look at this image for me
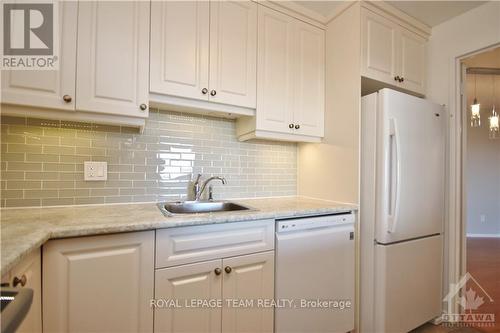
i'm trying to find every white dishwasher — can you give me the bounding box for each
[275,213,355,333]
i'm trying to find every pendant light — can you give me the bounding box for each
[489,75,499,139]
[470,74,481,127]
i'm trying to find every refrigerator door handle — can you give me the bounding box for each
[387,118,401,234]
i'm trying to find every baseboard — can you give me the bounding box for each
[430,315,444,325]
[467,233,500,238]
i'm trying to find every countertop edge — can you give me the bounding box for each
[1,201,357,276]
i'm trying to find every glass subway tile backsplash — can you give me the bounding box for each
[0,109,297,207]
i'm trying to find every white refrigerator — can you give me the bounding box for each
[360,89,445,333]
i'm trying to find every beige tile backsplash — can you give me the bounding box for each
[0,109,297,207]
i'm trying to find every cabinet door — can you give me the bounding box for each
[399,29,426,94]
[293,21,325,137]
[11,250,42,333]
[150,1,209,101]
[1,1,77,111]
[256,6,295,134]
[43,231,154,333]
[222,251,274,333]
[361,9,398,85]
[154,260,222,333]
[76,1,150,117]
[209,1,257,108]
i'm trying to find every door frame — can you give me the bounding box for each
[448,42,500,317]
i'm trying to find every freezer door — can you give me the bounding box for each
[375,89,445,244]
[374,235,443,332]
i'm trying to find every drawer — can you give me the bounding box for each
[156,219,275,268]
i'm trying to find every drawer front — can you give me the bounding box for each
[156,219,275,268]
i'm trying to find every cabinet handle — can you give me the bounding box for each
[62,95,72,103]
[210,90,217,97]
[139,103,147,111]
[202,88,208,95]
[394,76,400,82]
[289,124,294,129]
[224,266,232,274]
[294,124,300,130]
[214,268,222,276]
[12,275,27,287]
[399,77,404,83]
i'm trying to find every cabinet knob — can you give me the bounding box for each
[394,76,400,82]
[289,123,294,129]
[202,88,208,95]
[214,268,222,275]
[224,266,232,274]
[139,103,147,111]
[62,95,72,103]
[294,124,300,129]
[399,77,404,83]
[12,275,27,287]
[210,90,217,97]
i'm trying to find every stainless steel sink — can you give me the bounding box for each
[158,201,252,216]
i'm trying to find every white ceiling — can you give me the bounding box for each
[386,1,487,27]
[292,1,348,18]
[292,1,487,27]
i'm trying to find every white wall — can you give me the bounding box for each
[426,0,500,312]
[427,2,500,106]
[465,74,500,236]
[298,3,360,204]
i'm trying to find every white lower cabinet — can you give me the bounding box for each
[221,251,274,333]
[4,250,43,333]
[42,231,154,333]
[154,260,222,333]
[154,251,274,333]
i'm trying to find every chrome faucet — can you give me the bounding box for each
[193,174,227,201]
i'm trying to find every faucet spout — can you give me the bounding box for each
[194,176,227,201]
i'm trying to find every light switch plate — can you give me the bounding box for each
[84,161,107,181]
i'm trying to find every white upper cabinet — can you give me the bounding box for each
[1,1,77,111]
[361,8,427,95]
[150,1,210,101]
[77,1,150,117]
[255,6,295,134]
[237,5,325,142]
[361,9,398,85]
[209,1,257,108]
[293,20,325,138]
[399,29,426,94]
[149,0,257,114]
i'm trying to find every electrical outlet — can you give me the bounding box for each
[480,214,486,223]
[84,161,107,181]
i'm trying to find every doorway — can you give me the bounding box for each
[461,47,500,333]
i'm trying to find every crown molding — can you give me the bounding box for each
[257,0,327,29]
[258,1,431,37]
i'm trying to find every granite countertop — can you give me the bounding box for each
[0,196,357,275]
